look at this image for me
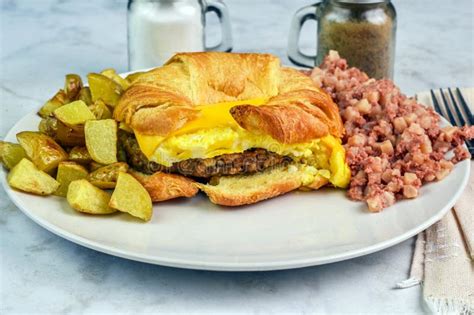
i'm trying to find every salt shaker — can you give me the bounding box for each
[128,0,232,70]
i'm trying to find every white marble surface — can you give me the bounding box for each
[0,0,472,314]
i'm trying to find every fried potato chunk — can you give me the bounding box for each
[55,161,89,197]
[7,158,59,195]
[57,122,86,147]
[16,131,68,172]
[67,179,116,214]
[54,100,96,126]
[101,68,130,90]
[89,161,106,172]
[38,90,68,118]
[85,119,117,165]
[39,117,85,147]
[38,116,58,136]
[87,162,129,189]
[64,74,83,100]
[88,100,112,119]
[0,141,27,170]
[125,71,146,84]
[88,73,123,107]
[68,146,92,165]
[78,86,92,105]
[109,172,152,221]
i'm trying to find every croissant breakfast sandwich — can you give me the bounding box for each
[114,52,350,206]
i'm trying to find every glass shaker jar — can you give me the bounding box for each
[128,0,232,70]
[288,0,397,79]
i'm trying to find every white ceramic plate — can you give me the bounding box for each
[1,112,470,271]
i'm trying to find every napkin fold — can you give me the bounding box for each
[396,88,474,314]
[453,173,474,259]
[423,209,474,313]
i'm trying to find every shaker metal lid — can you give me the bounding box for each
[335,0,389,4]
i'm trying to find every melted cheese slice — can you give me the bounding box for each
[135,98,268,158]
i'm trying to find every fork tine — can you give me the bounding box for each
[448,88,474,152]
[451,89,474,155]
[430,89,473,156]
[447,88,466,125]
[430,89,444,117]
[455,88,474,125]
[439,88,457,126]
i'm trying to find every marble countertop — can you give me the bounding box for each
[0,0,472,313]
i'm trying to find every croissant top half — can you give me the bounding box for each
[114,52,343,144]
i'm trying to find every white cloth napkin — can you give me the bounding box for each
[396,88,474,314]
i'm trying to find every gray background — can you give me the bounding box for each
[1,0,473,313]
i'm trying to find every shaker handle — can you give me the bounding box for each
[287,3,320,68]
[204,0,233,52]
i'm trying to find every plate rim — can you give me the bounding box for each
[1,111,471,272]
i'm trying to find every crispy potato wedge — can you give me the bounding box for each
[89,161,106,172]
[38,116,58,136]
[54,100,96,126]
[38,117,85,147]
[130,170,198,202]
[85,119,117,165]
[125,71,146,84]
[17,131,68,172]
[55,161,89,197]
[67,179,116,214]
[55,122,85,147]
[87,162,128,189]
[68,146,92,165]
[88,73,123,107]
[78,86,92,105]
[38,90,68,118]
[88,100,112,119]
[101,68,130,90]
[64,74,83,100]
[87,180,114,189]
[109,172,152,221]
[0,141,27,170]
[7,158,60,195]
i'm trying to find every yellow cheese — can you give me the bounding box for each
[321,136,351,188]
[135,97,267,159]
[135,133,165,158]
[174,97,268,136]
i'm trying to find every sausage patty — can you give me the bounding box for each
[118,131,292,178]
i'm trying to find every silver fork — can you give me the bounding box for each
[430,88,474,155]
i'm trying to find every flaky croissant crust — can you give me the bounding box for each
[114,52,343,143]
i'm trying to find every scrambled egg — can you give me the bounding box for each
[133,99,350,188]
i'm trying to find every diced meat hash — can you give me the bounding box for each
[309,51,474,212]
